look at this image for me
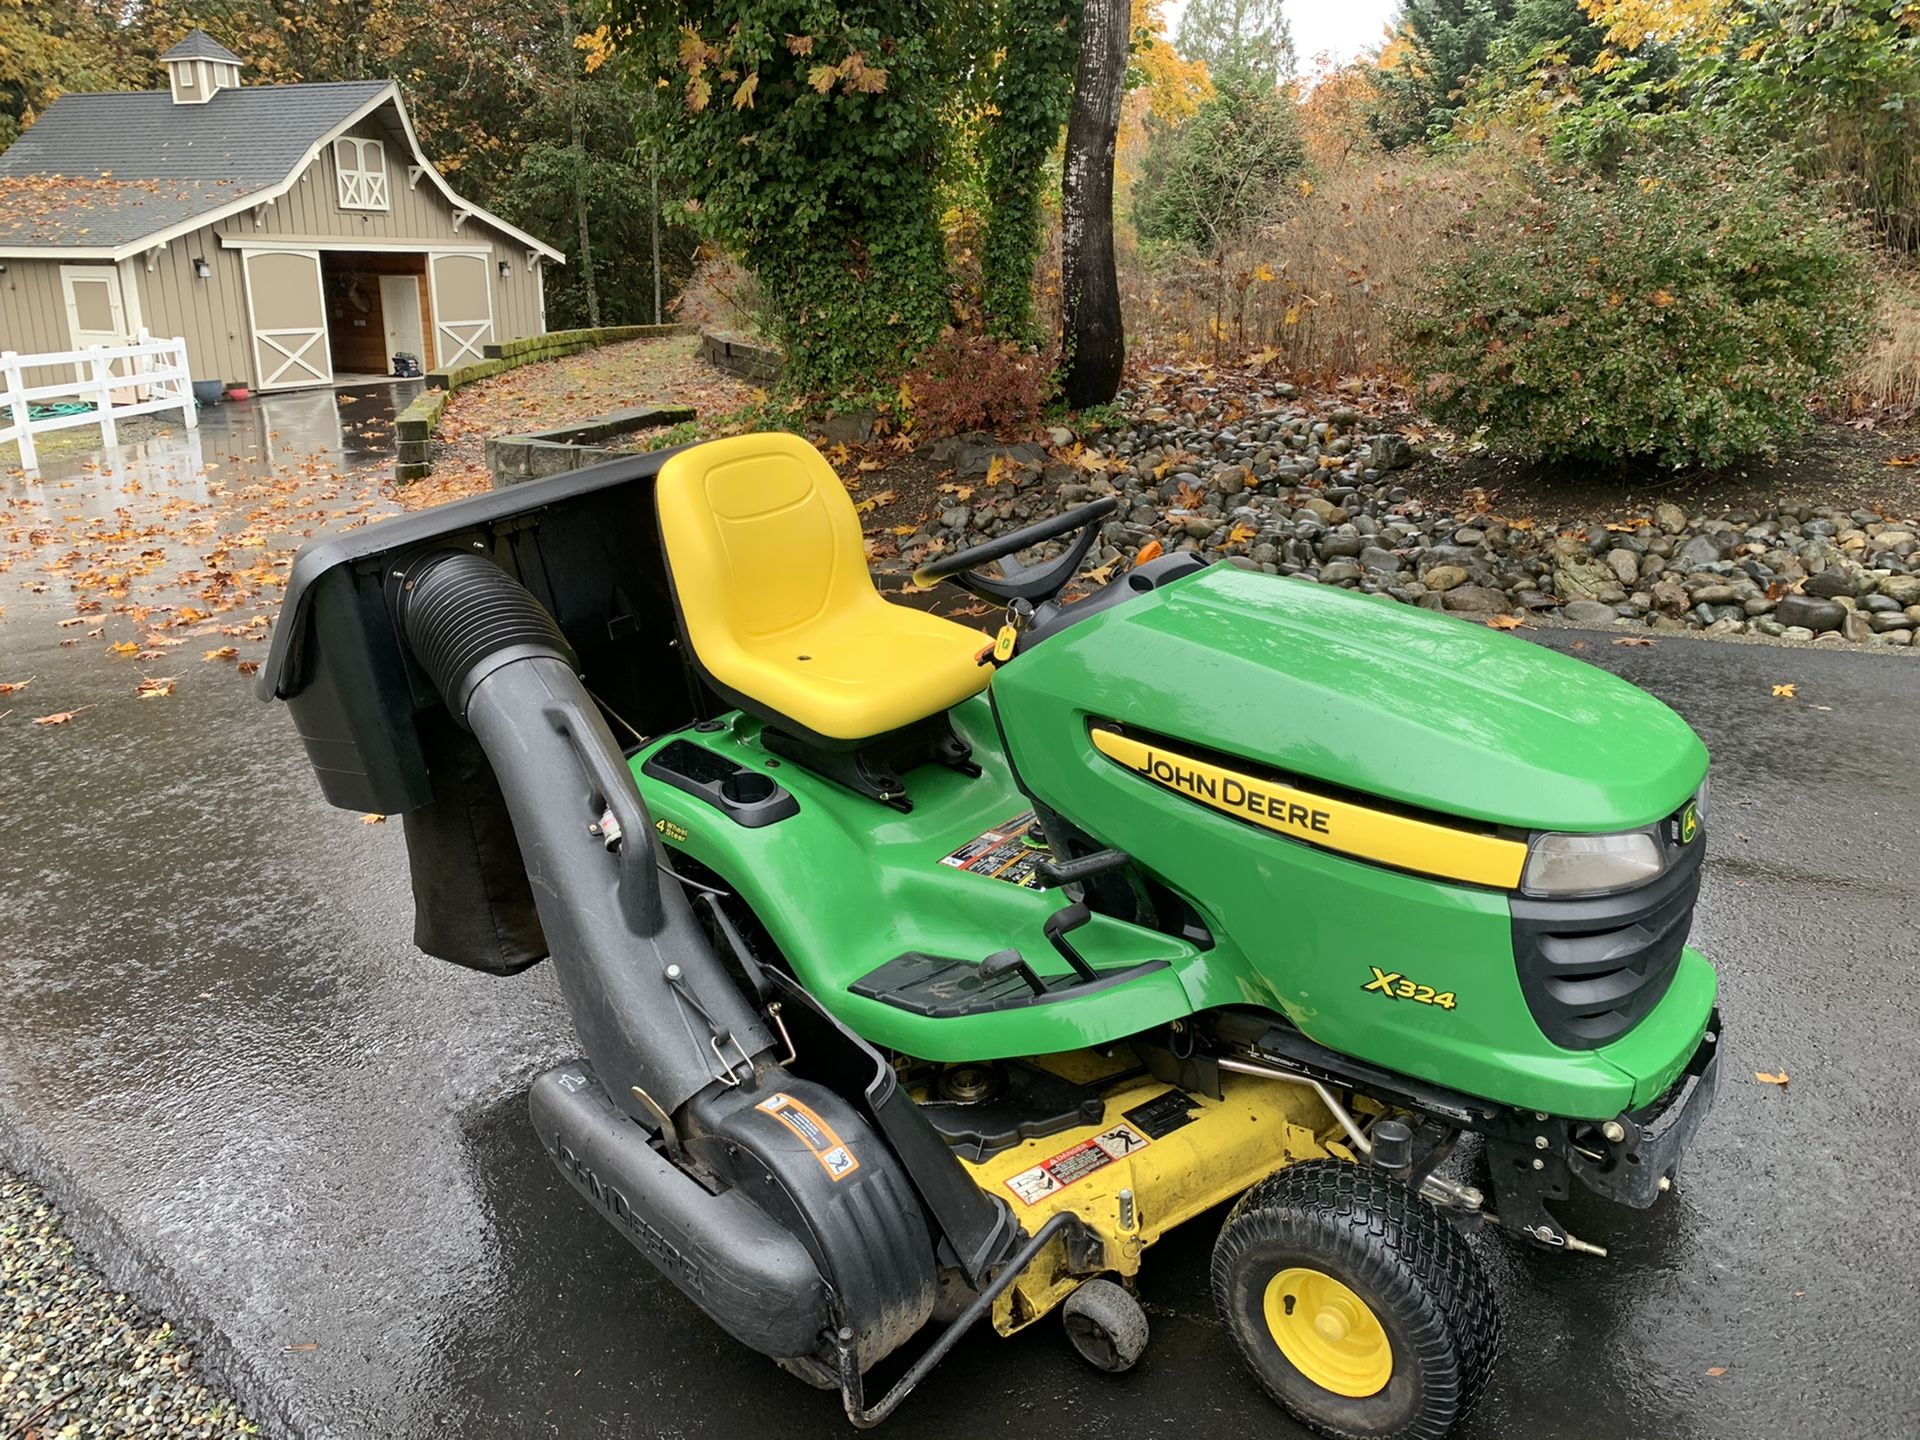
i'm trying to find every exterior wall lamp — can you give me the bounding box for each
[498,260,511,280]
[193,257,212,279]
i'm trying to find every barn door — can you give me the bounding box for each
[243,250,333,390]
[59,265,133,384]
[428,253,493,368]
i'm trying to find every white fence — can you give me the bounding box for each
[1,331,198,471]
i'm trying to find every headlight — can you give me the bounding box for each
[1521,828,1666,898]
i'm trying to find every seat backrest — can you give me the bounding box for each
[656,433,876,648]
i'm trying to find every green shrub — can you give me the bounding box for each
[1398,144,1875,466]
[1133,78,1306,255]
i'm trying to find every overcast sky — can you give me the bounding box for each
[1159,0,1402,70]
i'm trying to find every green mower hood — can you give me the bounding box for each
[1001,565,1707,835]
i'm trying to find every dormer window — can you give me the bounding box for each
[335,138,390,211]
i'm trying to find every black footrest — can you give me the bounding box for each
[849,950,1166,1019]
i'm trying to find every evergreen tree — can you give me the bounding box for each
[1373,0,1599,147]
[1175,0,1295,88]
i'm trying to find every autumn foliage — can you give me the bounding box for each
[900,330,1050,436]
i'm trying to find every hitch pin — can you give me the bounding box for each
[589,806,623,851]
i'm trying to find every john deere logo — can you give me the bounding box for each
[1679,802,1699,844]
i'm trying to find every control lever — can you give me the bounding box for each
[979,947,1047,996]
[1035,847,1131,888]
[1042,901,1099,983]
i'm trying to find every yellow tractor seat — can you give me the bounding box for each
[656,433,992,744]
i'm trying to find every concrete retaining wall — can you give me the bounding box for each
[697,329,784,383]
[486,404,695,487]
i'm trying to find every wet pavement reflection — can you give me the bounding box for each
[3,396,1918,1439]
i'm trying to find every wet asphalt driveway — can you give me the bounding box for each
[3,401,1918,1440]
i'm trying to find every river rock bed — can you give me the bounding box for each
[0,1171,257,1439]
[903,381,1920,647]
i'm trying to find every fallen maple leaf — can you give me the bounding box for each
[1134,539,1164,565]
[1705,1366,1728,1378]
[109,641,139,657]
[1754,1070,1789,1088]
[33,709,88,726]
[361,813,388,825]
[0,677,31,695]
[1613,636,1656,647]
[1771,683,1797,699]
[1888,454,1919,467]
[1485,614,1526,630]
[135,676,177,700]
[853,489,897,514]
[236,660,260,676]
[203,646,239,663]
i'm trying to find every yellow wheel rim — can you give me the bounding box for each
[1262,1266,1393,1398]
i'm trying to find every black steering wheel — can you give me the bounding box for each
[911,496,1119,604]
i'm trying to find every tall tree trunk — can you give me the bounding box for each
[572,100,602,327]
[1059,0,1128,408]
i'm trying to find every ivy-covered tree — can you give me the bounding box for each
[980,0,1082,339]
[1174,0,1295,87]
[610,1,958,393]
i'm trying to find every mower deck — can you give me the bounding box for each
[949,1057,1338,1335]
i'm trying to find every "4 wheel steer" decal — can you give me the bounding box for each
[1362,966,1457,1010]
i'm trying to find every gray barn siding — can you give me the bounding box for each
[0,258,77,387]
[135,225,252,385]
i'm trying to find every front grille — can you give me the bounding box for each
[1510,838,1703,1050]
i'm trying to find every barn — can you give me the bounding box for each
[0,32,563,393]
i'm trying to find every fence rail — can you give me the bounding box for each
[2,331,198,471]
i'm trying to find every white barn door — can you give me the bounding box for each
[428,252,493,368]
[59,265,134,386]
[243,250,333,390]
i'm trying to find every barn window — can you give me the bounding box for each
[335,138,390,212]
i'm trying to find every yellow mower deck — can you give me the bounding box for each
[952,1057,1340,1335]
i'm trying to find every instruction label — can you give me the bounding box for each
[1124,1090,1199,1140]
[756,1092,861,1182]
[940,810,1049,888]
[1003,1123,1150,1206]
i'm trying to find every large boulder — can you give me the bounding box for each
[1774,594,1845,633]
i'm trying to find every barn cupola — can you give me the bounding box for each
[161,31,245,106]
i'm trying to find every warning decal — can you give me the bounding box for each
[940,810,1049,889]
[756,1092,861,1182]
[1003,1123,1150,1206]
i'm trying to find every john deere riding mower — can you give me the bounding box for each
[261,433,1720,1439]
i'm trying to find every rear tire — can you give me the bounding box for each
[1210,1161,1499,1440]
[1062,1276,1150,1373]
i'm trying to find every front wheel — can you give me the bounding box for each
[1210,1161,1500,1440]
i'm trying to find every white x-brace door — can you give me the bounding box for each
[428,252,494,368]
[242,249,333,390]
